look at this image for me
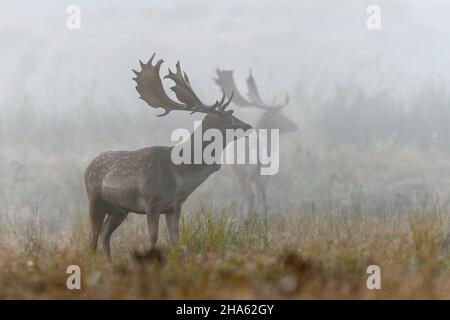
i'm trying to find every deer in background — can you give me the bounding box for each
[85,54,252,258]
[214,69,298,221]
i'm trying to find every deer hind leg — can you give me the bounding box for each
[255,177,268,228]
[101,212,127,258]
[243,187,256,223]
[241,175,259,223]
[258,183,268,217]
[88,197,106,252]
[237,175,255,222]
[146,207,161,249]
[165,204,181,248]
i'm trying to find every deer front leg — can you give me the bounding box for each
[165,204,181,248]
[101,212,127,259]
[146,209,160,249]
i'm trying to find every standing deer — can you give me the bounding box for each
[85,54,252,258]
[214,69,298,220]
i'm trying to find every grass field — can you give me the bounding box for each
[0,206,449,299]
[2,135,450,300]
[3,0,450,302]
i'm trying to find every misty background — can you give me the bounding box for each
[2,1,450,228]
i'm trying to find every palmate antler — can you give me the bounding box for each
[133,54,234,116]
[214,69,289,110]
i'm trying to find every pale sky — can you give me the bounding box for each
[1,1,450,115]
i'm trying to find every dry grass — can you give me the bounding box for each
[0,206,449,300]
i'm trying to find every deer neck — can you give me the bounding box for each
[193,117,229,153]
[169,117,229,199]
[172,116,227,177]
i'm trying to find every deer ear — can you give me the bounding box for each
[225,110,234,115]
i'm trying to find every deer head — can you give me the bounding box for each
[214,69,298,133]
[132,54,252,135]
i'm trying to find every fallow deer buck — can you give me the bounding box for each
[85,54,252,258]
[214,69,298,220]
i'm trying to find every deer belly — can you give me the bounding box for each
[174,170,214,200]
[101,176,146,213]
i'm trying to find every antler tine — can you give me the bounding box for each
[279,94,290,108]
[246,70,270,109]
[247,70,292,110]
[210,90,226,110]
[214,69,252,107]
[215,67,289,111]
[148,53,156,64]
[134,54,230,116]
[133,55,188,117]
[165,60,228,115]
[156,109,171,117]
[220,90,234,110]
[270,95,277,108]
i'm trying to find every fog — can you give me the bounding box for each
[2,1,450,224]
[3,1,450,107]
